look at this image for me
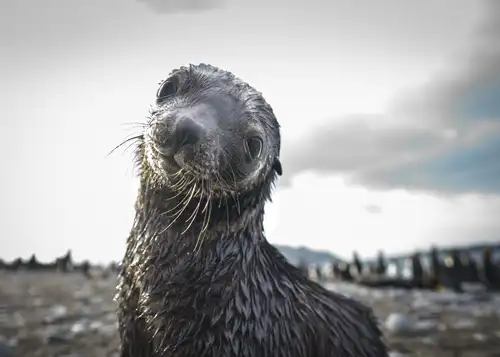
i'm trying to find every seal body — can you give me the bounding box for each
[115,63,388,357]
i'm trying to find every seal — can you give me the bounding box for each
[115,63,388,357]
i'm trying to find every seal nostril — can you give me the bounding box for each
[172,117,203,153]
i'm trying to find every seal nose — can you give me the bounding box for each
[172,117,204,153]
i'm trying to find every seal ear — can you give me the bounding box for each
[273,158,283,176]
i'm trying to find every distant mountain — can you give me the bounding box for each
[274,242,500,267]
[274,245,343,265]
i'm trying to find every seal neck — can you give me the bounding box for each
[137,168,277,241]
[134,181,274,258]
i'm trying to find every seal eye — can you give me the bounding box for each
[157,79,178,100]
[244,137,263,162]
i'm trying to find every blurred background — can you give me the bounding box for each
[1,0,499,356]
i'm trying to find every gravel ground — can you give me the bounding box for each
[1,272,500,357]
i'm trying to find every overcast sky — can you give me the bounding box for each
[1,0,499,263]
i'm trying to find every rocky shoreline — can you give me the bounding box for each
[1,272,499,357]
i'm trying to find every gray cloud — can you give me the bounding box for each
[135,0,225,14]
[283,0,500,195]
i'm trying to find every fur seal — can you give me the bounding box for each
[115,63,388,357]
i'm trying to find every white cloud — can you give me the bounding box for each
[266,173,500,259]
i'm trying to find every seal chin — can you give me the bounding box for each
[172,150,194,173]
[173,152,184,169]
[162,156,182,174]
[150,144,181,173]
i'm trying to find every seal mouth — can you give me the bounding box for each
[151,143,182,172]
[151,140,216,184]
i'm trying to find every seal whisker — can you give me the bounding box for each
[161,181,193,213]
[171,168,187,180]
[204,195,213,235]
[166,178,189,196]
[217,150,239,195]
[201,183,212,215]
[212,172,228,193]
[199,185,213,237]
[165,183,188,199]
[181,185,204,235]
[192,181,214,253]
[165,186,195,219]
[162,191,190,216]
[124,140,141,155]
[164,176,197,204]
[169,173,190,190]
[158,183,197,235]
[120,121,148,128]
[107,134,144,158]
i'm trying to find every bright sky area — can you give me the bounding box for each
[1,0,499,263]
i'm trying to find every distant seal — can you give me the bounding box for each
[115,63,388,357]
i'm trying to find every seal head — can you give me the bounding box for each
[144,64,282,196]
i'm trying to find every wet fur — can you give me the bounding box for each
[115,64,388,357]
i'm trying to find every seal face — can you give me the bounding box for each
[145,64,282,196]
[115,63,388,357]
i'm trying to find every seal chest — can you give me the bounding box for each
[115,63,388,357]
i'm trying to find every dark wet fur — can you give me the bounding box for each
[115,64,388,357]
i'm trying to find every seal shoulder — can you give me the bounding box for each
[305,286,387,356]
[262,243,388,356]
